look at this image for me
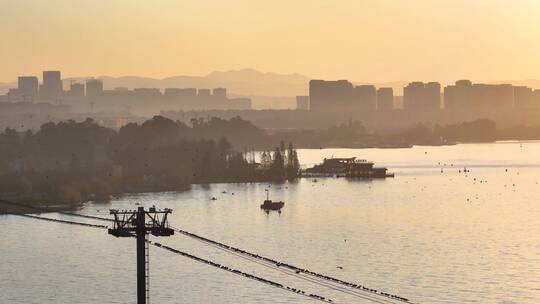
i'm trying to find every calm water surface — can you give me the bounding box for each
[1,142,540,304]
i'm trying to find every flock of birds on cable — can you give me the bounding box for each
[177,229,411,303]
[153,241,335,303]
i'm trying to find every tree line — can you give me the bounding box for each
[0,116,300,206]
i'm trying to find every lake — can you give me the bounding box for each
[1,142,539,303]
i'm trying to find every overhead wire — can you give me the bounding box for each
[0,199,112,222]
[176,229,396,304]
[172,226,407,304]
[0,199,415,303]
[0,203,335,303]
[151,241,336,303]
[173,227,412,303]
[0,207,108,229]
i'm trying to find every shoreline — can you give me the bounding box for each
[2,140,534,214]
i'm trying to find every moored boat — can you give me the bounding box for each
[260,190,284,211]
[302,157,393,178]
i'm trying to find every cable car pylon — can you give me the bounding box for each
[108,206,174,304]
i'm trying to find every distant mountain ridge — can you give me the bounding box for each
[89,69,311,97]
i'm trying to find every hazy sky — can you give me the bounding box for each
[1,0,540,83]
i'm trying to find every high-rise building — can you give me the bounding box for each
[17,76,39,102]
[181,88,197,98]
[133,88,161,98]
[85,79,104,97]
[309,79,354,111]
[352,85,376,111]
[403,82,424,110]
[40,71,63,100]
[444,80,472,110]
[425,82,441,110]
[198,89,211,97]
[296,96,310,110]
[376,88,394,111]
[164,88,182,98]
[403,81,440,110]
[532,90,540,109]
[213,88,227,99]
[69,83,85,99]
[445,80,514,113]
[513,86,533,108]
[470,84,513,110]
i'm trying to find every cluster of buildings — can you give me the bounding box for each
[303,80,394,112]
[444,80,540,111]
[1,71,252,112]
[305,79,540,113]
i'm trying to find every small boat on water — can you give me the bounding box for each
[260,190,284,211]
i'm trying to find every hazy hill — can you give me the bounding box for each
[92,68,310,97]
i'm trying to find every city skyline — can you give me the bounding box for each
[4,68,540,97]
[2,1,540,83]
[5,69,540,120]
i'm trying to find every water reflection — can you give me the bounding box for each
[1,142,540,303]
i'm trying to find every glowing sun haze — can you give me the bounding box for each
[1,0,540,83]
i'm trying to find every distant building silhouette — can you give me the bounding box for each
[163,88,182,98]
[198,89,211,98]
[69,82,85,99]
[2,70,253,115]
[133,88,160,98]
[403,81,440,111]
[17,76,39,102]
[86,79,103,97]
[12,69,540,122]
[533,90,540,108]
[40,71,63,100]
[213,88,227,99]
[445,80,516,113]
[182,88,197,98]
[513,86,533,108]
[309,80,354,111]
[444,80,472,110]
[376,88,394,111]
[353,85,376,111]
[296,96,310,110]
[403,82,422,110]
[472,83,513,110]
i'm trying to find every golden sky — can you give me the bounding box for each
[1,0,540,83]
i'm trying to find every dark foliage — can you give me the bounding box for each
[0,116,300,206]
